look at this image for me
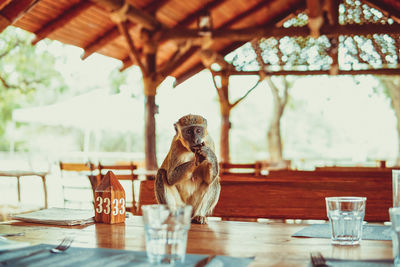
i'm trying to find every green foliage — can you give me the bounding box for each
[0,26,67,150]
[109,69,128,94]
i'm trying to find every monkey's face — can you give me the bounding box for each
[181,125,205,152]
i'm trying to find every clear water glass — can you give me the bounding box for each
[325,196,366,245]
[142,204,192,264]
[393,170,400,207]
[390,207,400,267]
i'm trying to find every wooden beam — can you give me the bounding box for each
[160,46,200,78]
[119,0,227,70]
[177,0,227,27]
[221,68,400,76]
[81,25,121,60]
[123,0,290,71]
[160,23,400,42]
[174,1,305,85]
[32,1,92,45]
[0,0,12,10]
[0,0,38,33]
[222,0,275,29]
[82,0,159,60]
[91,0,161,30]
[117,21,147,75]
[324,0,339,25]
[145,0,170,15]
[325,0,339,74]
[173,64,205,87]
[364,0,400,24]
[306,0,323,38]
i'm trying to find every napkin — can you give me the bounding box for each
[322,258,393,267]
[0,237,29,252]
[12,208,94,226]
[292,223,391,240]
[0,244,254,267]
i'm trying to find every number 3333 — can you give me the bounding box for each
[95,196,125,215]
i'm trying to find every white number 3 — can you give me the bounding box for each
[96,196,103,213]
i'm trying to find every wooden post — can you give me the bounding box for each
[143,33,159,171]
[94,171,126,224]
[219,72,231,163]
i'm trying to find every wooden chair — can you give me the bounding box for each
[136,179,157,215]
[98,162,138,213]
[59,162,98,209]
[219,162,263,176]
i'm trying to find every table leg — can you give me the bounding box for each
[16,176,21,203]
[40,176,48,209]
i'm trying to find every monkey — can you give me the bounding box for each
[155,114,221,224]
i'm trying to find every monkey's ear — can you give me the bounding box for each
[174,123,178,133]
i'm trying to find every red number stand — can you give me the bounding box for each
[94,171,126,224]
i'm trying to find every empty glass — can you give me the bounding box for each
[326,197,366,245]
[141,204,192,264]
[393,170,400,207]
[390,207,400,266]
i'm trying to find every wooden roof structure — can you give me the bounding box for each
[2,0,400,85]
[2,0,400,170]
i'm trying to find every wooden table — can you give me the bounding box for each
[0,216,393,266]
[0,170,49,209]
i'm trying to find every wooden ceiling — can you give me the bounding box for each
[3,0,400,84]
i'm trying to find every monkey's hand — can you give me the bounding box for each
[194,146,219,182]
[192,143,206,166]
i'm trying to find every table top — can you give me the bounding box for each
[0,216,393,266]
[0,170,48,177]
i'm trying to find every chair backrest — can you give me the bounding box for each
[219,162,262,176]
[98,162,138,180]
[97,162,139,213]
[59,162,98,209]
[136,179,157,215]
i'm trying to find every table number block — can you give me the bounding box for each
[94,171,126,224]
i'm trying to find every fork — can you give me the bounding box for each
[194,255,217,267]
[310,252,329,267]
[1,236,74,265]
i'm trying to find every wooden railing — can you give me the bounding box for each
[137,169,392,221]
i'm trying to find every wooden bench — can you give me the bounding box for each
[219,162,263,176]
[137,171,392,222]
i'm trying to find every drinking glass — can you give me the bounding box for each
[325,196,366,245]
[141,204,192,264]
[393,170,400,207]
[390,207,400,267]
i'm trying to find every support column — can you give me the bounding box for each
[219,72,231,163]
[142,33,160,171]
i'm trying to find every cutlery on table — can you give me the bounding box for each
[194,255,217,267]
[0,233,25,237]
[310,252,329,267]
[0,236,74,265]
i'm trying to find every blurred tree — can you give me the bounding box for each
[0,26,66,150]
[375,76,400,165]
[199,49,261,163]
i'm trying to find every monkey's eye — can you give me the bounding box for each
[196,128,202,134]
[186,129,192,135]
